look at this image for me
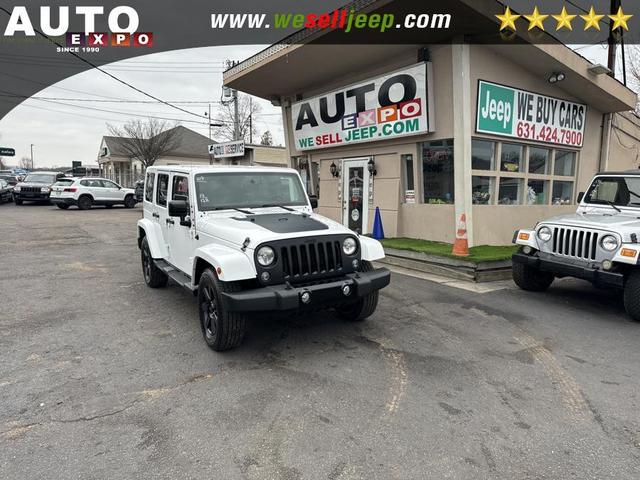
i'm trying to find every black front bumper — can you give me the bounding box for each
[512,253,624,288]
[14,193,50,201]
[221,268,391,312]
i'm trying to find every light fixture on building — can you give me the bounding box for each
[367,158,377,176]
[330,161,339,178]
[548,72,566,84]
[588,64,612,76]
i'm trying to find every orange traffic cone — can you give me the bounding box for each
[452,213,470,257]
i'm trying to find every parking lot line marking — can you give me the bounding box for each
[375,338,408,414]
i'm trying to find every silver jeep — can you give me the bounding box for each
[513,171,640,321]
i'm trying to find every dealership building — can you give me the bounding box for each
[224,1,640,245]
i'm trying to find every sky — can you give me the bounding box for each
[0,45,285,169]
[0,43,632,169]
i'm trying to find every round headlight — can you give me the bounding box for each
[601,235,619,252]
[41,187,50,193]
[537,226,552,242]
[342,237,357,255]
[256,246,275,266]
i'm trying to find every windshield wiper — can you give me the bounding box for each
[210,206,253,214]
[603,201,622,213]
[259,204,295,212]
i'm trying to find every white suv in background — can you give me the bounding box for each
[50,177,138,210]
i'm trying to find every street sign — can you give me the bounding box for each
[0,147,15,157]
[209,141,245,158]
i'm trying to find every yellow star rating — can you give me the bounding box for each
[552,6,577,31]
[609,6,633,31]
[496,6,520,31]
[581,6,605,31]
[524,6,548,31]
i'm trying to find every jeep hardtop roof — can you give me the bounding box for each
[146,165,297,175]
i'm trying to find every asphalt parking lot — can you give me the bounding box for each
[1,203,640,480]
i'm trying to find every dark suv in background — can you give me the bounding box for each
[13,171,67,205]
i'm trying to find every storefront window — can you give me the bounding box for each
[472,176,494,204]
[526,179,549,205]
[421,140,454,204]
[528,147,550,174]
[500,143,522,173]
[554,150,576,176]
[498,178,523,205]
[472,140,495,170]
[552,181,574,205]
[402,154,414,191]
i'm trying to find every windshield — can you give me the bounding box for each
[24,174,56,184]
[585,176,640,207]
[194,172,308,211]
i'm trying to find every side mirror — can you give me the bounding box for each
[577,192,585,204]
[309,195,318,209]
[168,199,189,218]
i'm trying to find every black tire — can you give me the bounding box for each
[624,270,640,322]
[56,204,69,210]
[512,262,554,292]
[197,268,247,351]
[140,237,168,288]
[77,195,92,210]
[14,198,23,205]
[335,260,379,322]
[124,195,136,209]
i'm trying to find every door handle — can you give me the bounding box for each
[152,212,159,218]
[166,218,175,225]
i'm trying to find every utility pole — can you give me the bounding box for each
[607,0,621,76]
[249,97,253,144]
[208,104,212,140]
[233,87,239,141]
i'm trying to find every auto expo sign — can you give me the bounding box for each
[476,80,586,147]
[291,63,434,151]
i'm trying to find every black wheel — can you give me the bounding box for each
[335,260,379,322]
[77,195,92,210]
[198,268,247,351]
[624,270,640,322]
[56,204,69,210]
[14,198,23,205]
[512,261,554,292]
[124,195,136,209]
[140,237,168,288]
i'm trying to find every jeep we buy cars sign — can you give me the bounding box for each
[291,63,435,151]
[476,80,587,147]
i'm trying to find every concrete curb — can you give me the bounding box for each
[378,247,513,283]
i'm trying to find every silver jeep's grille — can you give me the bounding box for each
[551,227,599,260]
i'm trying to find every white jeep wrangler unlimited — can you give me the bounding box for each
[137,166,390,350]
[513,171,640,322]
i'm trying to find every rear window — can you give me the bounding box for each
[145,173,155,202]
[25,174,56,183]
[54,179,75,186]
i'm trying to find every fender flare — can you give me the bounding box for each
[192,243,256,285]
[360,236,385,262]
[137,218,168,259]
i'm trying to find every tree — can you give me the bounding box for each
[626,46,640,112]
[107,118,181,169]
[260,130,273,146]
[212,94,261,142]
[20,156,33,170]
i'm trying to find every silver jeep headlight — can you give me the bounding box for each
[41,187,50,193]
[537,226,552,242]
[342,237,357,256]
[601,235,619,252]
[256,246,275,266]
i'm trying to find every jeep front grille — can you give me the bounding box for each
[20,187,42,193]
[281,241,343,280]
[551,227,599,260]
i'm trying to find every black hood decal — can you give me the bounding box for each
[233,213,329,234]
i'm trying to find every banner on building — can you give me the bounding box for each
[209,140,245,158]
[291,63,435,151]
[476,80,586,147]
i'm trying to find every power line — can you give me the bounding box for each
[0,94,221,104]
[0,6,207,121]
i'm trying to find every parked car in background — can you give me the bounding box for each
[12,171,66,205]
[0,174,19,187]
[134,179,144,203]
[0,179,13,203]
[50,177,138,210]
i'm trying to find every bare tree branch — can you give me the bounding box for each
[107,118,182,169]
[212,94,261,142]
[260,130,273,146]
[19,156,33,170]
